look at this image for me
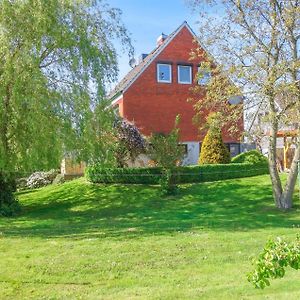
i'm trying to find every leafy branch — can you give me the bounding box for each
[247,236,300,289]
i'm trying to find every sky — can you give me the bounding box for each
[107,0,201,82]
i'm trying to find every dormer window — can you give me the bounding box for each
[157,63,172,83]
[198,68,211,85]
[178,65,192,84]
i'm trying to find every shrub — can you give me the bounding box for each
[148,115,185,195]
[232,150,268,164]
[26,169,59,189]
[0,172,20,217]
[199,130,231,164]
[16,177,27,190]
[52,174,65,185]
[148,117,185,169]
[86,161,269,185]
[114,119,146,168]
[199,113,231,164]
[159,168,178,195]
[172,162,268,183]
[86,165,162,184]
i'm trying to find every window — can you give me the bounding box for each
[225,143,240,157]
[198,68,211,85]
[178,65,192,84]
[157,63,172,83]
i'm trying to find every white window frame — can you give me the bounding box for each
[157,63,172,83]
[198,67,211,85]
[178,65,192,84]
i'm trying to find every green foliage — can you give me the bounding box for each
[199,131,231,164]
[159,168,178,196]
[199,113,231,165]
[232,150,268,164]
[248,237,300,289]
[77,100,119,168]
[190,0,300,209]
[0,0,132,172]
[52,174,65,185]
[114,119,147,168]
[148,116,185,194]
[0,172,20,217]
[86,166,162,184]
[86,161,269,185]
[148,116,185,169]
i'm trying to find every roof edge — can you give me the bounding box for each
[122,22,190,94]
[109,21,208,99]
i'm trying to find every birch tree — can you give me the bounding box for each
[190,0,300,209]
[0,0,133,173]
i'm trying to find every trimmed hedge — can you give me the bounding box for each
[86,167,162,184]
[86,161,269,185]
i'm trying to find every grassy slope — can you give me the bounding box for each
[0,175,300,299]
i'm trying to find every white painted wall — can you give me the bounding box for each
[127,142,200,167]
[182,142,200,165]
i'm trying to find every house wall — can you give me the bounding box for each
[182,142,200,165]
[122,26,244,144]
[126,142,200,167]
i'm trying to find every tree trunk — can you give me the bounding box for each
[268,117,283,208]
[279,140,300,209]
[0,85,12,170]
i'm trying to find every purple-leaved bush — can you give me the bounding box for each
[114,119,146,167]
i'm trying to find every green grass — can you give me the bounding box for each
[1,175,300,299]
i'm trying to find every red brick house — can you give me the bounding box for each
[109,22,244,165]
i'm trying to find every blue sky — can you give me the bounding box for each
[108,0,200,81]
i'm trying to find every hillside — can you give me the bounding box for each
[1,176,300,299]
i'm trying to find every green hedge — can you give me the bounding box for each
[86,161,269,185]
[232,150,268,164]
[86,167,162,184]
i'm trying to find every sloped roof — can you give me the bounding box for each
[108,47,159,100]
[108,21,193,100]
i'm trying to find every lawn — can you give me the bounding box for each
[1,175,300,299]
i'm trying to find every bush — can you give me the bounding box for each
[199,113,231,164]
[26,169,59,189]
[16,177,27,190]
[86,166,162,184]
[148,122,185,169]
[232,150,268,164]
[199,129,231,164]
[159,169,178,195]
[115,119,146,167]
[52,174,65,185]
[0,172,20,217]
[147,115,185,195]
[86,160,269,185]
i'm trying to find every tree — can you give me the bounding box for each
[148,116,185,194]
[0,0,133,173]
[0,171,20,216]
[189,0,300,209]
[199,113,231,164]
[75,100,119,168]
